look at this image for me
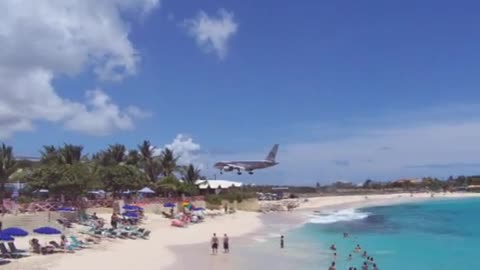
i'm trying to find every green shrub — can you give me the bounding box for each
[205,195,222,205]
[17,196,33,204]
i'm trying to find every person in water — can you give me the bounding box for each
[362,251,368,258]
[354,244,362,252]
[372,263,378,270]
[362,262,368,270]
[348,254,352,261]
[328,262,336,270]
[330,244,337,251]
[280,235,284,248]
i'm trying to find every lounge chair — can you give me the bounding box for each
[0,243,25,259]
[70,236,93,246]
[7,242,28,253]
[140,230,151,239]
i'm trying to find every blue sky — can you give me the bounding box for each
[2,1,480,184]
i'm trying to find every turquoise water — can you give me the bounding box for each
[285,198,480,270]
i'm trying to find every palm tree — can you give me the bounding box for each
[107,144,126,164]
[0,143,18,198]
[159,148,179,177]
[181,164,202,185]
[126,150,140,166]
[58,144,83,165]
[138,140,162,182]
[40,145,59,164]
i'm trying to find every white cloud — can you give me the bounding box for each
[64,89,146,136]
[184,9,238,59]
[277,121,480,183]
[164,134,202,166]
[0,0,159,138]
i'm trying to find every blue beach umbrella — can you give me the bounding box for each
[33,227,61,235]
[1,227,28,237]
[163,202,175,208]
[56,207,76,212]
[123,205,142,211]
[0,233,14,242]
[123,212,139,219]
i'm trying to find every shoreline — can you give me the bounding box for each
[166,192,480,270]
[3,192,479,270]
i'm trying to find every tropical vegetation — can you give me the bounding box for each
[0,141,206,201]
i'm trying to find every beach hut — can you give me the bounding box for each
[138,187,155,194]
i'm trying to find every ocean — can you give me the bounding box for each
[172,199,480,270]
[235,198,480,270]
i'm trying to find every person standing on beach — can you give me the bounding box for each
[211,233,219,254]
[280,235,284,248]
[223,234,229,253]
[110,212,118,229]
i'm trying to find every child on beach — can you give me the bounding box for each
[211,233,219,254]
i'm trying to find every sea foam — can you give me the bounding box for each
[308,208,369,224]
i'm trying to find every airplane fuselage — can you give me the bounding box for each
[213,144,279,175]
[214,160,278,172]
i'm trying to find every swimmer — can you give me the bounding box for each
[333,252,337,260]
[343,232,349,238]
[328,262,336,270]
[354,244,362,252]
[362,262,368,270]
[372,263,378,270]
[348,254,352,261]
[330,244,337,251]
[362,251,368,258]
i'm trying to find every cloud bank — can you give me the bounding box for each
[0,0,159,138]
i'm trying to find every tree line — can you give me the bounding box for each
[0,141,205,201]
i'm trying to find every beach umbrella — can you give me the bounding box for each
[138,187,155,194]
[123,212,139,219]
[193,207,205,211]
[33,227,61,235]
[56,207,76,212]
[123,205,142,211]
[1,227,28,237]
[163,202,175,208]
[0,233,14,242]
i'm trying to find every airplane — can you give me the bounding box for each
[214,144,279,175]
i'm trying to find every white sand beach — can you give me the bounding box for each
[2,192,480,270]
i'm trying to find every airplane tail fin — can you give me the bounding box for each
[265,144,279,162]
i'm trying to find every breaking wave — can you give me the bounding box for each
[308,209,370,224]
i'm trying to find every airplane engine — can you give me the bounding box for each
[223,166,233,171]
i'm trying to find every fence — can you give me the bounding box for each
[3,196,205,214]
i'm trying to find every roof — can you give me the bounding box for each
[195,180,243,189]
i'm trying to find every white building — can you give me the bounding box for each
[195,180,243,194]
